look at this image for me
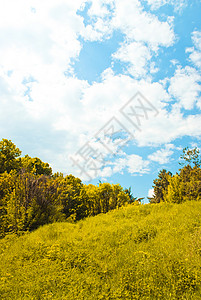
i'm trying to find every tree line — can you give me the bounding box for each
[150,147,201,204]
[0,139,136,237]
[1,138,200,237]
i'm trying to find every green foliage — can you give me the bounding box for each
[151,169,172,203]
[0,138,133,235]
[0,171,64,235]
[0,201,201,299]
[0,171,16,236]
[56,174,88,221]
[179,165,201,202]
[179,147,201,167]
[151,148,201,204]
[0,139,21,173]
[84,183,131,217]
[0,170,132,236]
[84,184,100,216]
[157,165,201,204]
[98,182,113,213]
[1,139,201,298]
[19,155,52,176]
[124,186,137,203]
[164,174,184,203]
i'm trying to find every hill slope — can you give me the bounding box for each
[0,201,201,299]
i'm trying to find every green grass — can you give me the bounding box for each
[1,201,201,299]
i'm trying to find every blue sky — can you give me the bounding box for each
[0,0,201,202]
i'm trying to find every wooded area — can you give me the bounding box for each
[0,138,201,238]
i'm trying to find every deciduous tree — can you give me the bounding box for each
[0,139,21,173]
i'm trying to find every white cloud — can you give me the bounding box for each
[145,0,188,11]
[112,41,151,78]
[78,73,171,143]
[73,151,151,181]
[0,0,200,181]
[148,144,174,164]
[80,0,114,41]
[87,0,114,17]
[187,31,201,69]
[148,188,155,198]
[127,154,150,174]
[192,31,201,51]
[112,154,150,176]
[112,0,175,48]
[69,151,150,181]
[100,166,113,178]
[80,0,175,48]
[133,107,201,147]
[190,142,200,150]
[168,66,201,110]
[170,59,179,66]
[0,0,88,172]
[0,0,84,69]
[189,51,201,69]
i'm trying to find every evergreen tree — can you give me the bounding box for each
[151,169,172,203]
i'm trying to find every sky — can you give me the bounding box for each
[0,0,201,202]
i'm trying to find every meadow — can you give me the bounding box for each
[0,201,201,299]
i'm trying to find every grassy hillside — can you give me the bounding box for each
[0,201,201,299]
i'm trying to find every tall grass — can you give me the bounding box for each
[0,201,201,299]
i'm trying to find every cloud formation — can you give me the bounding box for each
[0,0,200,183]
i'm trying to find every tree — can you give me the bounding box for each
[84,183,132,216]
[110,184,130,209]
[56,174,88,221]
[117,190,130,207]
[151,169,172,203]
[98,183,113,213]
[0,171,16,236]
[22,174,64,230]
[0,170,64,235]
[179,165,201,202]
[124,187,137,204]
[84,184,100,216]
[179,147,201,168]
[0,139,21,173]
[150,148,201,204]
[136,197,144,204]
[164,174,184,203]
[20,155,52,176]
